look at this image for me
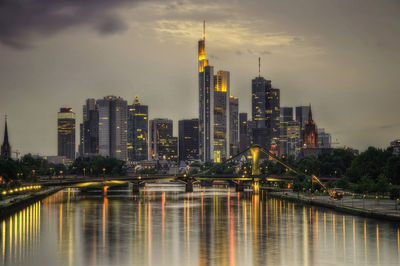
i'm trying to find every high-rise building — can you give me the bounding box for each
[239,113,248,152]
[251,58,280,153]
[280,120,301,158]
[149,119,177,161]
[1,116,11,159]
[295,105,311,139]
[213,70,230,162]
[78,123,83,156]
[178,119,199,162]
[317,128,331,149]
[280,107,294,156]
[97,96,128,161]
[302,105,318,149]
[198,22,232,163]
[229,96,239,156]
[127,97,148,161]
[83,98,99,156]
[57,107,76,160]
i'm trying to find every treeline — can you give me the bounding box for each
[0,154,127,184]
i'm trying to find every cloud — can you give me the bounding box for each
[0,0,142,49]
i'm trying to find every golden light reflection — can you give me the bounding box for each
[376,224,380,264]
[343,216,346,255]
[302,207,309,266]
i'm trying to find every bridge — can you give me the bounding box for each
[38,145,341,199]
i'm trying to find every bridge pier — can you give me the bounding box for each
[132,182,140,193]
[235,182,244,192]
[185,181,194,192]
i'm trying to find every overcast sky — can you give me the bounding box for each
[0,0,399,156]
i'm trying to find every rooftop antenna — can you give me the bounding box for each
[203,20,205,40]
[258,57,261,77]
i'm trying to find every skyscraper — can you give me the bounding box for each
[295,105,311,139]
[57,107,76,160]
[149,119,177,161]
[302,105,318,149]
[198,22,232,162]
[178,119,199,162]
[1,116,11,159]
[97,96,128,161]
[127,97,149,161]
[317,128,332,148]
[239,113,248,152]
[229,96,239,156]
[82,98,99,156]
[251,58,280,153]
[213,70,230,162]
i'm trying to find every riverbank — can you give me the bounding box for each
[0,187,61,219]
[263,188,400,222]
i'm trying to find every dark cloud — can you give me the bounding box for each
[0,0,142,49]
[380,124,400,130]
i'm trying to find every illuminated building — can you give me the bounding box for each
[280,107,301,157]
[229,96,239,156]
[317,128,332,148]
[302,104,318,149]
[82,98,99,156]
[251,58,280,153]
[1,116,11,159]
[239,113,248,152]
[127,97,148,161]
[97,96,128,161]
[149,119,177,161]
[57,107,76,160]
[178,119,199,161]
[213,70,230,162]
[198,22,233,162]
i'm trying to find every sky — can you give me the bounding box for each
[0,0,399,156]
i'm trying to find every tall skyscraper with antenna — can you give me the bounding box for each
[251,58,280,154]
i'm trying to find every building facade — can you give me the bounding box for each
[57,107,76,160]
[127,97,148,161]
[178,119,199,162]
[239,113,248,152]
[149,119,177,161]
[97,96,128,161]
[229,96,239,156]
[317,128,332,149]
[302,105,318,149]
[82,98,99,156]
[295,105,311,140]
[251,66,280,154]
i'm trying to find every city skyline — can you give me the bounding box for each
[0,0,399,155]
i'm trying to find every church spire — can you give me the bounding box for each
[308,104,313,122]
[1,114,11,159]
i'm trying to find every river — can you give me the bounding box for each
[1,185,399,266]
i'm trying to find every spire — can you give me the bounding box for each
[258,57,261,77]
[308,104,313,121]
[3,114,8,144]
[203,20,205,40]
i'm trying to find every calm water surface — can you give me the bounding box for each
[1,185,400,266]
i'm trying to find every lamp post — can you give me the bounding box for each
[83,168,86,177]
[102,168,106,178]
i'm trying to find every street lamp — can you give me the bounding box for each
[83,168,86,177]
[102,168,106,176]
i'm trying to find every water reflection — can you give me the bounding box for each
[0,186,399,266]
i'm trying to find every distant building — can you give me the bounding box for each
[97,96,128,161]
[251,60,280,153]
[45,155,69,165]
[57,107,76,160]
[302,105,318,149]
[127,97,149,161]
[229,96,239,156]
[280,107,301,158]
[239,113,248,152]
[82,98,99,156]
[317,128,332,149]
[390,139,400,155]
[149,119,177,161]
[295,105,311,140]
[178,119,199,162]
[1,116,11,159]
